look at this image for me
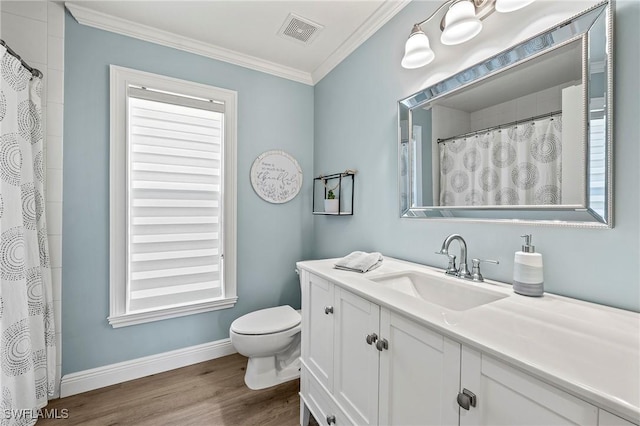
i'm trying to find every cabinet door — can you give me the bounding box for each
[460,346,598,425]
[302,272,335,391]
[378,309,461,426]
[333,288,380,426]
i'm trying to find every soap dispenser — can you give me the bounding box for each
[513,234,544,297]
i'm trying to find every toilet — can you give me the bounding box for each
[229,305,302,390]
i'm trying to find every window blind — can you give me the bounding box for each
[127,88,224,313]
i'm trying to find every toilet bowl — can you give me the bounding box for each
[229,305,302,390]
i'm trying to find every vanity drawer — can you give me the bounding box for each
[301,366,353,426]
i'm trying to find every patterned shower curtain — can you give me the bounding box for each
[0,46,56,425]
[439,115,562,206]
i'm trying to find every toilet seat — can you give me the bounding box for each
[231,305,301,335]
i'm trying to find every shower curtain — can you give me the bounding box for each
[439,115,562,206]
[0,46,56,425]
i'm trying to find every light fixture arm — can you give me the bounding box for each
[412,0,496,31]
[414,0,457,28]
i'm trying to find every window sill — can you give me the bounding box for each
[108,297,238,328]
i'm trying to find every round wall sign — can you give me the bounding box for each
[250,150,303,204]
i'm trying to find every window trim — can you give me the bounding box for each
[108,65,237,328]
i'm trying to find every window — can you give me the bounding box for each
[109,66,237,328]
[589,97,606,219]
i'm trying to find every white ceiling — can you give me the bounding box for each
[64,0,411,85]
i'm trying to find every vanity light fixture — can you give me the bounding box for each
[401,0,536,69]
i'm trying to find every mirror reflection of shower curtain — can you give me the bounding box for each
[439,115,562,206]
[0,46,56,424]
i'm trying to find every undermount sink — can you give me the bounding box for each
[369,271,508,311]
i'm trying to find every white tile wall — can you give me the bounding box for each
[2,14,48,62]
[47,236,62,268]
[47,2,65,38]
[2,1,48,22]
[51,267,62,307]
[46,135,63,168]
[46,168,63,202]
[47,33,63,70]
[469,82,571,132]
[47,68,64,103]
[1,0,65,398]
[46,201,63,234]
[46,101,64,137]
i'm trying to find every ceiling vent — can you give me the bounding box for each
[278,13,323,45]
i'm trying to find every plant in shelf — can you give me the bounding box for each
[324,189,339,214]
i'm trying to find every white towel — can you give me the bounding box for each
[334,251,383,273]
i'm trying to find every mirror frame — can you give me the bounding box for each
[398,1,613,228]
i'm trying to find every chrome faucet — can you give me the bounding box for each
[436,234,471,279]
[436,234,499,282]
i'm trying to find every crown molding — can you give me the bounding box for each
[65,2,314,85]
[311,0,412,84]
[65,1,409,87]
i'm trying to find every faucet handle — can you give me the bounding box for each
[471,258,499,282]
[436,251,458,275]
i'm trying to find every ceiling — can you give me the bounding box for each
[64,0,411,85]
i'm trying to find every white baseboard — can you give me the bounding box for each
[60,338,236,397]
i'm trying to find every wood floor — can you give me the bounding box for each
[40,353,313,426]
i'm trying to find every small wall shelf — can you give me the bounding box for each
[313,171,355,216]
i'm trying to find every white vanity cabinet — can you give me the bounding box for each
[300,271,464,426]
[299,268,639,426]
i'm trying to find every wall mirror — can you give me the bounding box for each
[398,1,612,228]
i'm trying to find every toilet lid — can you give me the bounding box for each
[231,305,301,335]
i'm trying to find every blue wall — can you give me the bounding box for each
[313,0,639,312]
[63,12,314,374]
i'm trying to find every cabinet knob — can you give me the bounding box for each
[324,306,334,315]
[326,414,336,425]
[375,338,389,351]
[365,333,378,345]
[457,388,477,410]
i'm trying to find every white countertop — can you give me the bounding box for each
[297,257,640,423]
